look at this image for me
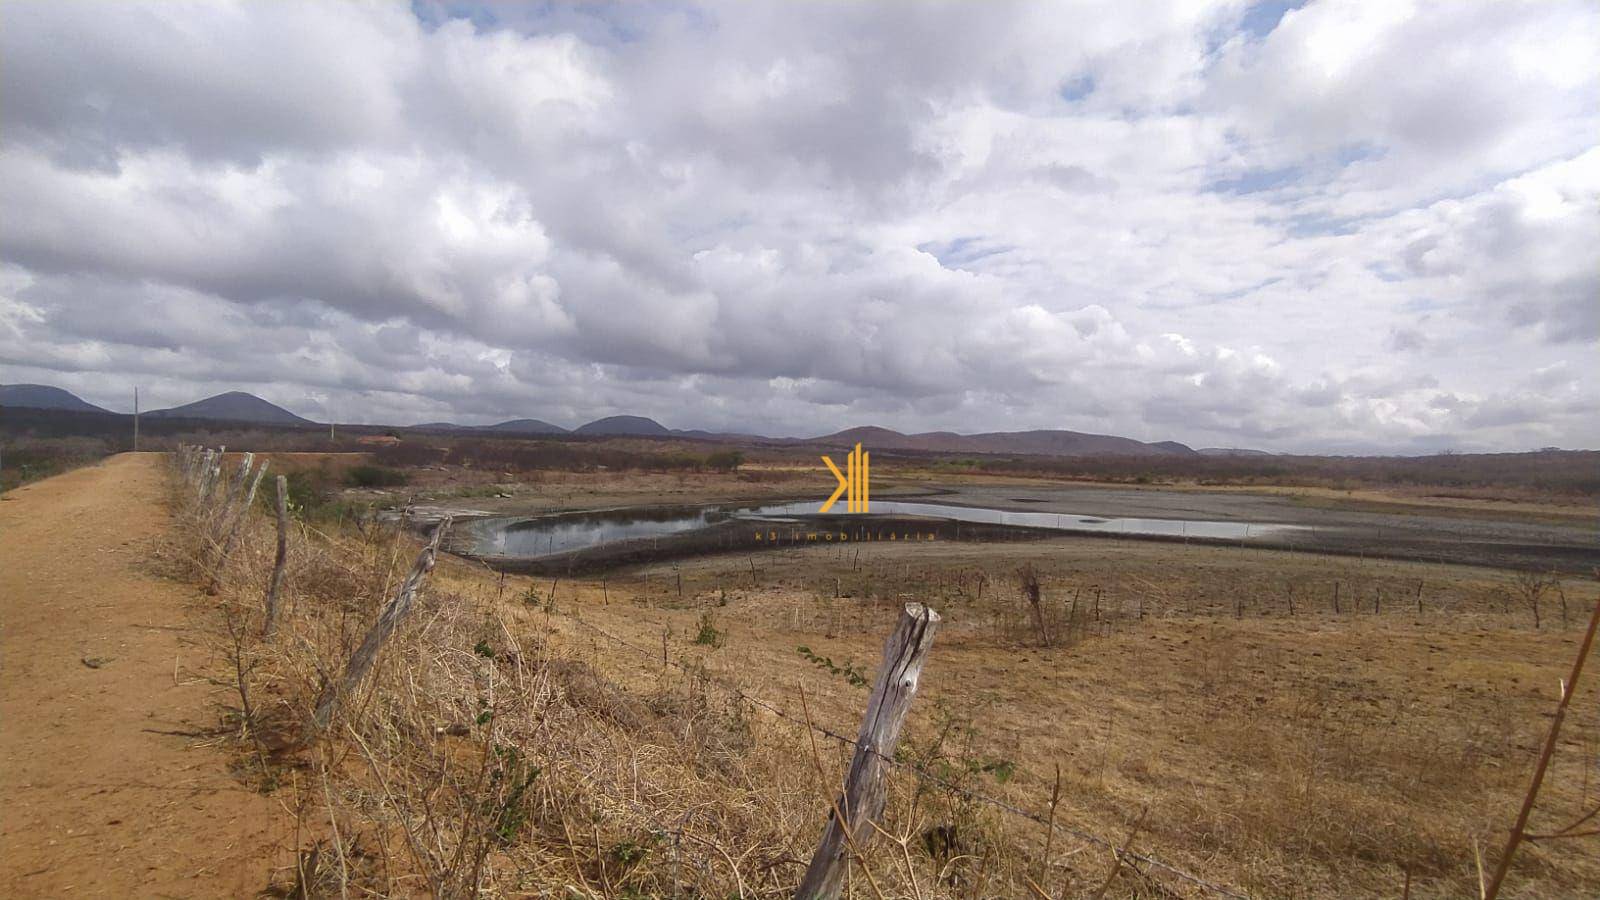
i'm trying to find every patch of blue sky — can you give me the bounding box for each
[1335,142,1386,166]
[410,0,498,31]
[1208,166,1302,196]
[917,236,1015,271]
[410,2,681,43]
[1366,262,1407,284]
[1239,0,1306,38]
[1203,0,1307,57]
[1282,211,1362,238]
[1058,73,1096,103]
[1212,276,1284,303]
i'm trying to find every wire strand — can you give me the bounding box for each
[561,610,1248,899]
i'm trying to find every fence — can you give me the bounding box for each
[171,443,1244,897]
[166,446,1600,898]
[561,604,1248,899]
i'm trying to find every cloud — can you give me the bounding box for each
[1,0,1596,452]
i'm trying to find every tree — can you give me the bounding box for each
[705,450,744,473]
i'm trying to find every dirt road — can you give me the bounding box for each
[0,454,281,897]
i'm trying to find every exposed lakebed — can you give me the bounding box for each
[453,499,1302,570]
[399,481,1597,574]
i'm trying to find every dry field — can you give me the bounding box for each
[571,542,1600,895]
[29,452,1595,897]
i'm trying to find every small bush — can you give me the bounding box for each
[693,613,725,648]
[704,450,744,473]
[284,468,334,513]
[796,645,867,687]
[0,435,114,491]
[346,464,408,488]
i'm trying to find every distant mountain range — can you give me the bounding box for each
[808,425,1195,456]
[0,383,113,414]
[145,391,317,426]
[2,382,1237,457]
[482,418,568,435]
[574,415,671,436]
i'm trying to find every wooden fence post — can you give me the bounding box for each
[263,475,290,638]
[225,452,253,509]
[199,446,226,505]
[208,460,268,594]
[310,518,451,733]
[197,449,217,499]
[1484,591,1600,898]
[797,602,941,899]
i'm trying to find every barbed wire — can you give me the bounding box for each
[559,609,1248,899]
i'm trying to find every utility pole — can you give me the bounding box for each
[133,386,140,452]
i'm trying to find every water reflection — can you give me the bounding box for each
[468,499,1297,559]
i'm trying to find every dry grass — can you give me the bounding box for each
[166,452,1600,898]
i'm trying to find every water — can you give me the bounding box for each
[475,506,738,557]
[466,499,1298,559]
[750,501,1285,539]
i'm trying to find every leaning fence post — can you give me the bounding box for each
[797,602,940,900]
[199,446,225,505]
[310,518,452,733]
[226,452,254,512]
[1483,589,1600,899]
[263,475,290,637]
[207,460,268,594]
[197,448,217,499]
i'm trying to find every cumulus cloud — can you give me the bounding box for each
[0,0,1596,452]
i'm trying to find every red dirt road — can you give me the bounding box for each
[1,454,282,897]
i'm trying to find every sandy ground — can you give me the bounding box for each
[0,454,282,897]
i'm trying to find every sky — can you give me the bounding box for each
[0,1,1596,453]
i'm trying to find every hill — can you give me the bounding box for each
[807,425,1195,457]
[483,418,569,435]
[1198,447,1274,457]
[146,391,315,426]
[0,383,112,414]
[575,415,671,436]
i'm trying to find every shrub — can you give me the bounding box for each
[372,442,447,467]
[693,613,724,648]
[704,450,744,472]
[0,435,113,491]
[346,464,408,488]
[283,468,335,513]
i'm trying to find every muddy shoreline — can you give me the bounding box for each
[446,513,1263,576]
[420,482,1599,576]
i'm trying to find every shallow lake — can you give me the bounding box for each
[466,500,1298,559]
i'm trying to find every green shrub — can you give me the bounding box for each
[283,468,334,512]
[796,645,867,687]
[704,450,744,472]
[346,464,408,488]
[693,613,725,648]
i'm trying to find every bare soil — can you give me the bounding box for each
[0,454,283,897]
